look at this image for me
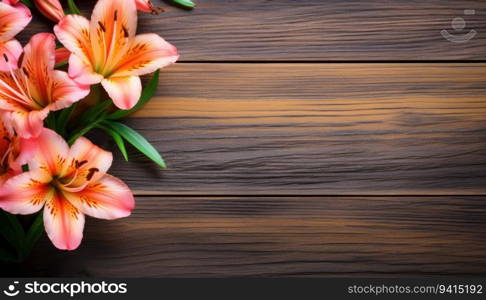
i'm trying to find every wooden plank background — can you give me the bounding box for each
[140,0,486,61]
[105,63,486,195]
[19,0,486,61]
[5,196,486,277]
[6,0,486,277]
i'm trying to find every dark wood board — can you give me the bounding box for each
[8,196,486,277]
[94,63,486,196]
[5,0,486,279]
[16,0,486,61]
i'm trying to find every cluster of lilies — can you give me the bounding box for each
[0,0,178,251]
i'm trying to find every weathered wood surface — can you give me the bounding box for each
[8,196,486,277]
[6,0,486,278]
[18,0,486,61]
[97,63,486,195]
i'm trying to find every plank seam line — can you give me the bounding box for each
[178,60,486,64]
[133,194,486,198]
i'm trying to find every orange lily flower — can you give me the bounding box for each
[0,0,32,72]
[0,115,37,184]
[0,129,135,250]
[0,33,90,139]
[54,0,179,110]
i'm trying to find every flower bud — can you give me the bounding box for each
[55,47,70,66]
[33,0,65,22]
[135,0,163,14]
[2,0,20,5]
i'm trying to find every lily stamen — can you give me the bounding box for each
[6,61,33,106]
[0,79,31,106]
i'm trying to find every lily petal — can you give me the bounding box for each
[8,135,39,172]
[28,128,69,174]
[0,1,31,43]
[90,0,137,69]
[61,137,113,184]
[0,169,52,215]
[101,75,141,110]
[68,53,103,85]
[44,191,85,250]
[54,14,92,65]
[0,39,22,72]
[64,174,134,220]
[112,33,179,77]
[21,33,56,107]
[69,137,113,173]
[48,70,90,111]
[4,109,49,139]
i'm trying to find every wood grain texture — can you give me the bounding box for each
[95,63,486,195]
[8,0,486,279]
[16,0,486,61]
[8,196,486,277]
[134,0,486,61]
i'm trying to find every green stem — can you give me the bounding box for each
[45,114,57,131]
[67,0,81,15]
[20,0,33,8]
[68,114,106,145]
[56,102,79,137]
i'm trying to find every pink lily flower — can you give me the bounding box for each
[54,0,179,110]
[0,116,37,184]
[33,0,65,22]
[0,129,135,250]
[0,33,90,139]
[0,0,32,72]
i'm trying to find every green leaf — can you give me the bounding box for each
[103,121,166,169]
[97,124,129,161]
[23,213,44,258]
[20,0,33,8]
[108,70,160,120]
[56,102,78,136]
[172,0,196,8]
[67,0,81,15]
[45,113,57,131]
[55,61,68,69]
[68,113,106,145]
[79,100,112,125]
[68,99,112,145]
